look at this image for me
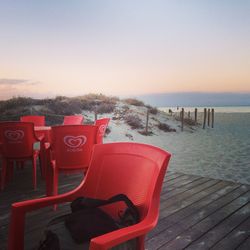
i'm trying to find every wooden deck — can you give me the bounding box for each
[1,167,250,250]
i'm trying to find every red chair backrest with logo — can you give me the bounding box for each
[50,125,97,170]
[94,118,110,144]
[0,122,37,158]
[0,121,40,190]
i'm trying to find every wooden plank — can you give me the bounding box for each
[147,182,240,240]
[146,185,249,249]
[185,203,250,249]
[210,216,250,249]
[161,175,202,195]
[163,172,184,183]
[157,191,250,249]
[236,236,250,250]
[162,174,190,187]
[160,179,221,217]
[161,177,210,201]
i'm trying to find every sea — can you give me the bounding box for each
[159,106,250,113]
[158,106,250,185]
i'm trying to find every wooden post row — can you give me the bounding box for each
[145,108,149,135]
[211,108,214,128]
[203,108,207,129]
[207,108,210,127]
[194,108,198,123]
[181,108,184,131]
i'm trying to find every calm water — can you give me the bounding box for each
[159,106,250,113]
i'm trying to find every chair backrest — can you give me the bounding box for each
[63,115,84,125]
[20,116,45,126]
[0,122,37,158]
[50,125,97,170]
[76,142,171,220]
[94,118,110,144]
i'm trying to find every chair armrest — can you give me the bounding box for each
[11,190,75,212]
[8,189,79,250]
[90,196,161,250]
[89,217,156,250]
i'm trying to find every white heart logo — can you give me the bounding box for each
[4,130,24,141]
[98,125,107,135]
[63,135,87,148]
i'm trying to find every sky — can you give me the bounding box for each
[0,0,250,101]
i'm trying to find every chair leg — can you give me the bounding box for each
[20,161,24,169]
[39,155,44,178]
[16,161,24,169]
[53,170,59,210]
[137,235,145,250]
[39,144,46,179]
[7,161,14,182]
[32,156,37,190]
[1,159,7,191]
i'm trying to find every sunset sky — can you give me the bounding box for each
[0,0,249,100]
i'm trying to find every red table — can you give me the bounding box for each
[35,126,51,142]
[35,126,53,195]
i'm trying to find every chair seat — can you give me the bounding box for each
[51,160,88,172]
[35,215,135,250]
[5,150,39,160]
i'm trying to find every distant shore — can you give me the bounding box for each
[159,106,250,113]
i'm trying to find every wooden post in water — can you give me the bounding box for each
[181,108,184,131]
[207,108,210,127]
[211,108,214,128]
[145,108,149,135]
[203,108,207,129]
[194,108,198,124]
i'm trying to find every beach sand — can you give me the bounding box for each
[93,107,250,185]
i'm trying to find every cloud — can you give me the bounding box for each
[0,78,28,85]
[0,78,39,85]
[0,79,42,100]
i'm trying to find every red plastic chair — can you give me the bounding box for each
[63,115,84,125]
[46,125,97,197]
[8,142,171,250]
[0,122,42,190]
[20,115,45,126]
[94,118,110,144]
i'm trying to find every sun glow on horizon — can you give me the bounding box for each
[0,1,250,100]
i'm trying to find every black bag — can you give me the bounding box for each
[65,194,139,243]
[37,194,139,249]
[37,230,60,250]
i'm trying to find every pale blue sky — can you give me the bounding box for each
[0,0,249,99]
